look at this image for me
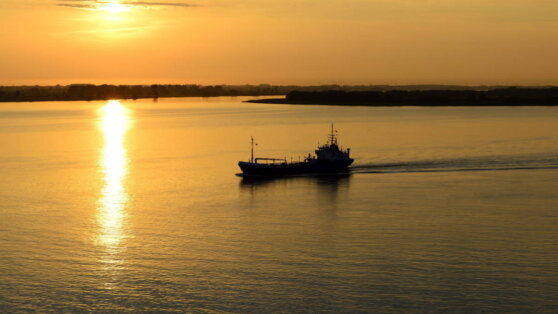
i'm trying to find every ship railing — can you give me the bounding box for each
[255,158,287,164]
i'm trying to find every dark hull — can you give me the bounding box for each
[238,159,354,177]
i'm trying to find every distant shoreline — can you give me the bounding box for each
[1,84,557,105]
[248,88,558,107]
[0,84,288,103]
[247,98,558,107]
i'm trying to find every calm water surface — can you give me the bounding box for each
[1,97,557,312]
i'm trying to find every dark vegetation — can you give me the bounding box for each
[0,84,454,102]
[249,87,558,106]
[0,84,290,102]
[1,84,557,106]
[0,83,547,103]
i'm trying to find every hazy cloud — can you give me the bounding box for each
[56,0,95,9]
[58,4,94,9]
[56,0,198,10]
[123,1,197,7]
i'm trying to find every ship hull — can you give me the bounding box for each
[238,159,354,177]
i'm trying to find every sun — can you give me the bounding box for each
[98,1,130,14]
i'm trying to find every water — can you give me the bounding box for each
[1,97,557,312]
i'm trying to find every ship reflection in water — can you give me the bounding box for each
[96,100,132,286]
[240,174,352,217]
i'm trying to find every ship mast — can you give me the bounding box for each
[250,136,254,163]
[329,123,337,145]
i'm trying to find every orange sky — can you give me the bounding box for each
[1,0,557,85]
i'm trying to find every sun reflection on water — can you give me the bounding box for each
[96,100,131,272]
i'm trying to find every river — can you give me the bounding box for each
[1,97,557,311]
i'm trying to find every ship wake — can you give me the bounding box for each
[352,153,558,174]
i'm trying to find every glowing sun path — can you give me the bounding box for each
[96,100,132,269]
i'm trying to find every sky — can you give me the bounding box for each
[0,0,557,85]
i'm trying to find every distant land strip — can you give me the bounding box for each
[1,84,557,104]
[248,88,558,107]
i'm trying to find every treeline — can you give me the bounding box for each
[0,84,529,103]
[0,84,286,102]
[258,87,558,106]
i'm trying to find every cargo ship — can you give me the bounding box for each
[238,125,354,177]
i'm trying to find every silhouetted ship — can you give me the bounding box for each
[238,125,354,177]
